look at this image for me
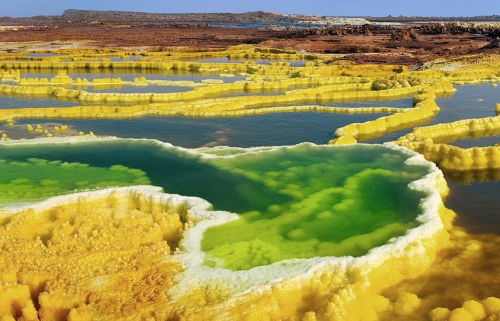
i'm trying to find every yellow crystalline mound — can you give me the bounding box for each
[372,223,500,321]
[329,87,455,144]
[330,135,357,145]
[0,190,183,320]
[0,283,33,318]
[428,300,495,321]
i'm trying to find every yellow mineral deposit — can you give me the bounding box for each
[378,225,500,321]
[0,187,184,320]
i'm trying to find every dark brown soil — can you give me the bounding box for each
[1,24,499,66]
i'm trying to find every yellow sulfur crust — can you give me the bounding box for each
[0,189,183,320]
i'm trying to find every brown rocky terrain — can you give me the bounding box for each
[0,10,499,66]
[60,9,300,24]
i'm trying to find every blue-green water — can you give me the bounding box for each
[450,135,500,148]
[25,53,58,57]
[20,69,247,82]
[83,85,194,94]
[0,96,82,109]
[0,95,133,107]
[325,96,413,108]
[8,113,387,147]
[447,179,500,234]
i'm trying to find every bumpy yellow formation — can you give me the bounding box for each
[380,224,500,321]
[330,84,454,144]
[0,188,183,320]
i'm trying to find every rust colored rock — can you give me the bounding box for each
[363,24,373,36]
[391,27,420,41]
[483,38,500,49]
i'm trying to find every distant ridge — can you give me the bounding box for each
[367,14,500,23]
[0,9,303,26]
[1,9,500,26]
[60,9,298,23]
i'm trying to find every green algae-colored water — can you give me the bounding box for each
[0,140,430,270]
[0,157,149,206]
[200,145,429,270]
